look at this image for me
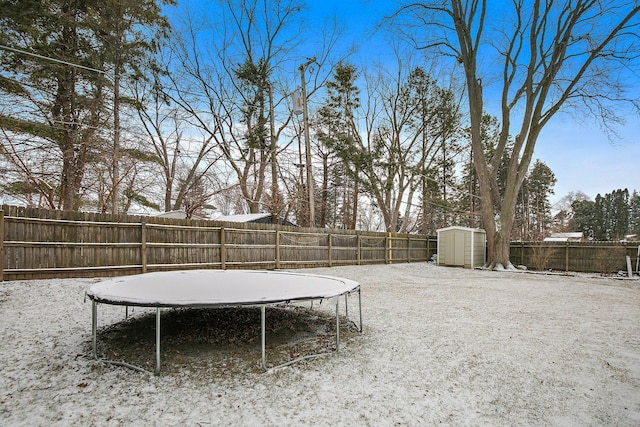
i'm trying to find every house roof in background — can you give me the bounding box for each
[215,213,271,222]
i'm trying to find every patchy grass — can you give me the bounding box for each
[90,305,361,376]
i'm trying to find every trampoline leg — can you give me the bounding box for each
[345,293,349,318]
[155,308,161,374]
[92,300,98,359]
[358,286,363,333]
[335,299,340,352]
[261,306,267,370]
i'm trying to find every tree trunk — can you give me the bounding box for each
[61,144,76,210]
[488,229,512,269]
[58,71,79,211]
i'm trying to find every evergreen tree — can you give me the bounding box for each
[571,199,597,240]
[594,194,608,240]
[572,189,632,240]
[526,160,556,239]
[316,62,361,228]
[553,191,591,232]
[605,189,630,240]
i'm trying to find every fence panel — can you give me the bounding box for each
[329,234,359,265]
[359,235,386,264]
[511,241,639,274]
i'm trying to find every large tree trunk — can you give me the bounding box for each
[57,67,80,211]
[489,229,512,269]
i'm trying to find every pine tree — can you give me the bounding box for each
[316,62,361,229]
[526,160,557,239]
[571,199,597,240]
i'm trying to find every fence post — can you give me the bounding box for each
[0,209,4,282]
[275,230,280,269]
[424,236,428,261]
[141,222,147,273]
[565,242,569,273]
[328,233,333,267]
[357,234,361,265]
[220,227,226,270]
[386,233,391,264]
[407,236,411,263]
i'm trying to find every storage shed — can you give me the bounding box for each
[436,226,486,268]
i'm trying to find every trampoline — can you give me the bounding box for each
[86,269,362,374]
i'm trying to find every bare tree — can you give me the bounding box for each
[133,69,223,214]
[396,0,640,268]
[163,0,341,220]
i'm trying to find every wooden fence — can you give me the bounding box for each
[0,205,436,281]
[1,205,637,281]
[510,241,640,274]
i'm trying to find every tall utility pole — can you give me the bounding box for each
[268,82,279,224]
[299,57,316,227]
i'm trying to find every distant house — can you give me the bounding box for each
[215,213,298,227]
[543,232,584,242]
[154,210,189,219]
[153,210,206,220]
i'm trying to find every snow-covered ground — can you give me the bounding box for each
[1,263,639,426]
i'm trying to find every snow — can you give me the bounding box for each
[1,263,639,426]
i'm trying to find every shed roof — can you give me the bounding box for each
[436,226,486,234]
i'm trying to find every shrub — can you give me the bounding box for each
[593,247,627,276]
[530,244,557,271]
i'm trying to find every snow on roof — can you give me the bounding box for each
[216,213,271,223]
[544,232,584,242]
[550,232,584,239]
[436,226,486,233]
[153,210,206,220]
[154,210,188,219]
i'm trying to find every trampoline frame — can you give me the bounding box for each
[88,271,362,374]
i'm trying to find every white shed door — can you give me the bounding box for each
[454,232,465,265]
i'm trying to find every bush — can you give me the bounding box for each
[530,244,557,271]
[593,247,627,276]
